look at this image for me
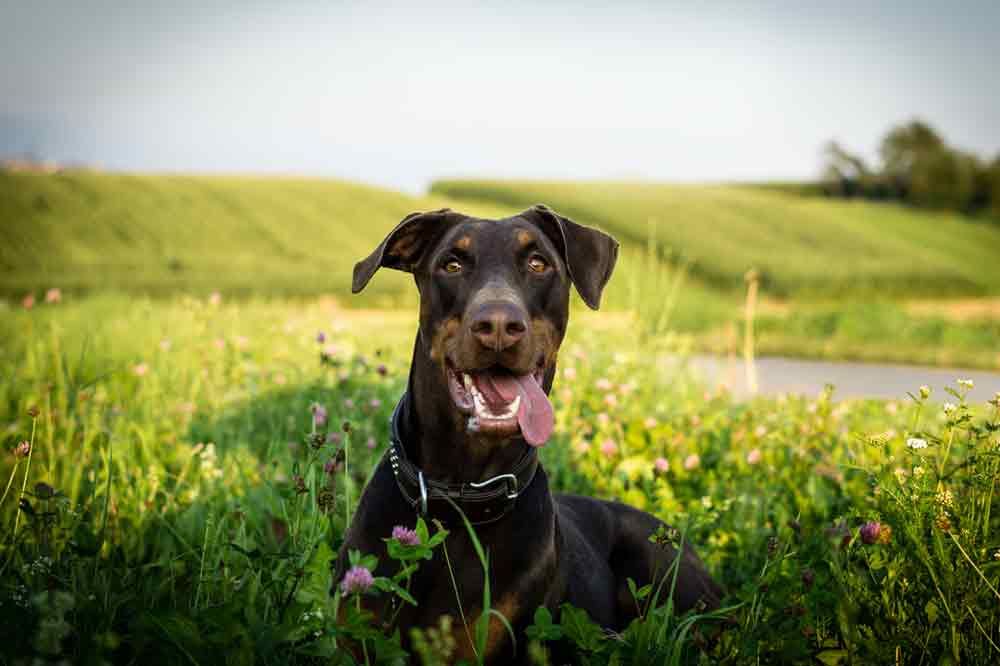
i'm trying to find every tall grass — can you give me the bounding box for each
[3,296,1000,663]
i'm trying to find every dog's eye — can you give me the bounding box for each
[527,256,549,273]
[442,259,463,274]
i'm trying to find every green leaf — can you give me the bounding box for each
[526,607,563,642]
[559,604,605,652]
[925,599,939,625]
[815,649,849,665]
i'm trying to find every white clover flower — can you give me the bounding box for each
[957,378,974,390]
[906,437,928,450]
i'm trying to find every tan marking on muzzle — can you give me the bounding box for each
[530,316,563,368]
[454,235,472,250]
[516,229,534,247]
[429,317,460,363]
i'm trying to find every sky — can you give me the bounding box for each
[2,1,998,193]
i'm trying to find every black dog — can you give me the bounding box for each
[335,205,721,663]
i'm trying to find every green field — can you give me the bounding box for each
[432,179,1000,299]
[2,296,999,664]
[3,170,999,370]
[0,171,507,304]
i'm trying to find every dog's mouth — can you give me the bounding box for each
[446,360,554,447]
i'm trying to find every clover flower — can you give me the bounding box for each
[45,288,62,303]
[366,437,376,449]
[339,566,374,594]
[654,457,670,473]
[133,363,149,377]
[22,294,35,309]
[316,331,326,343]
[746,448,762,465]
[391,525,420,546]
[684,454,700,471]
[310,403,328,428]
[599,439,617,457]
[14,440,31,459]
[859,521,890,545]
[208,291,222,306]
[562,367,577,381]
[942,403,957,416]
[595,378,613,391]
[906,437,928,450]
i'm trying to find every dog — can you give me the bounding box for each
[334,204,722,663]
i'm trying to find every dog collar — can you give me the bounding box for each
[387,394,539,526]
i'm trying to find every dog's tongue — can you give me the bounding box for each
[482,372,554,447]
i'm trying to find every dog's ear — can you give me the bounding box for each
[523,204,619,310]
[352,209,463,294]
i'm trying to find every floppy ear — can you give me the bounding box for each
[352,209,463,294]
[523,204,619,309]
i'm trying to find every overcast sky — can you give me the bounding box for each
[2,1,998,192]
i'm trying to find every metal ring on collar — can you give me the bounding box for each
[417,470,428,516]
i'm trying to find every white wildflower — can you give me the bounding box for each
[906,437,928,450]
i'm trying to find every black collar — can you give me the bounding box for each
[387,394,539,526]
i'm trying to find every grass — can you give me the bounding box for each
[2,295,1000,664]
[4,169,1000,369]
[431,179,1000,300]
[0,170,507,305]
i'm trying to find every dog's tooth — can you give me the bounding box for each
[463,373,472,390]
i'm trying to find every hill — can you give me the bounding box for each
[0,170,509,304]
[431,180,1000,299]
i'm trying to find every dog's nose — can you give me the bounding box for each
[469,301,528,351]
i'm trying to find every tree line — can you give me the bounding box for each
[822,120,1000,219]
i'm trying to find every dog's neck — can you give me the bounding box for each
[399,334,533,484]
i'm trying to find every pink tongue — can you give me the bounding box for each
[483,372,554,447]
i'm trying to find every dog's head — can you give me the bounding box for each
[353,205,618,447]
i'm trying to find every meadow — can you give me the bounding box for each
[2,294,1000,664]
[430,179,1000,300]
[4,170,999,370]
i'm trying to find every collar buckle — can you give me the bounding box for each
[469,473,519,500]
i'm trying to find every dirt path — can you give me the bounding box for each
[680,355,1000,402]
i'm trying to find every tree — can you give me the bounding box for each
[821,140,871,197]
[878,120,943,199]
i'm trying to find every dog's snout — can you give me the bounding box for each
[469,301,528,351]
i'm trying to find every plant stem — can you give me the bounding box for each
[12,416,37,535]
